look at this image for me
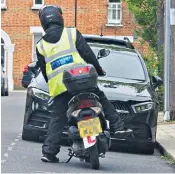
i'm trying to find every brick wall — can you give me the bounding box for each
[1,0,150,87]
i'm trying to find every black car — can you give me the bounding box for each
[21,36,163,154]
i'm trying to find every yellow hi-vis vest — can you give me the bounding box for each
[36,27,86,97]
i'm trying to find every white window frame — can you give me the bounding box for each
[31,0,44,10]
[107,0,122,26]
[1,0,7,10]
[30,27,45,61]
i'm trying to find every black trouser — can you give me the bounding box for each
[42,88,124,155]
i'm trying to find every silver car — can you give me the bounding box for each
[1,67,8,96]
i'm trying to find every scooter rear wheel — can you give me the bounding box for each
[88,144,100,170]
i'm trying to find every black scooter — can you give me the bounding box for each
[62,63,111,170]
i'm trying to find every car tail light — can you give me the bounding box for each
[23,65,29,72]
[78,100,94,109]
[68,66,91,76]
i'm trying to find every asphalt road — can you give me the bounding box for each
[1,92,175,173]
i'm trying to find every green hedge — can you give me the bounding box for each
[142,50,164,111]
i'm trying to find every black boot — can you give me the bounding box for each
[41,154,59,163]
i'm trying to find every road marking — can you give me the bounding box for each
[8,146,13,151]
[4,153,8,157]
[2,133,22,164]
[1,160,6,164]
[11,142,16,146]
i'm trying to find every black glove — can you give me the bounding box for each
[97,67,106,76]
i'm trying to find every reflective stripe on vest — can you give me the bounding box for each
[47,63,75,80]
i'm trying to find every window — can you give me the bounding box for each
[107,0,122,25]
[1,0,7,9]
[30,27,44,61]
[1,0,5,5]
[33,33,43,61]
[32,0,44,10]
[34,0,44,5]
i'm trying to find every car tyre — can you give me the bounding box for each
[22,126,45,142]
[138,143,155,155]
[143,143,154,154]
[5,90,9,96]
[1,86,5,96]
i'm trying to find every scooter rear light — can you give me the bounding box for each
[68,66,91,76]
[84,116,92,120]
[78,100,94,109]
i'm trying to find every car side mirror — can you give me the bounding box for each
[152,76,163,88]
[97,49,110,59]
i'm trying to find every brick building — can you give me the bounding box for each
[1,0,148,90]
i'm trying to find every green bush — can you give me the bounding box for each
[142,50,164,111]
[157,86,164,111]
[125,0,164,111]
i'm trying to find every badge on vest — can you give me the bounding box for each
[51,55,73,70]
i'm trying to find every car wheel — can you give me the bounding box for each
[110,141,154,155]
[1,86,5,96]
[22,126,46,142]
[5,90,9,96]
[1,91,5,96]
[138,142,155,155]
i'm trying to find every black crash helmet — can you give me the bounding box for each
[38,5,64,31]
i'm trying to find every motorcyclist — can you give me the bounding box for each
[36,5,131,163]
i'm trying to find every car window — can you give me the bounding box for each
[91,47,146,81]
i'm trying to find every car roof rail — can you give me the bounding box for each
[83,35,135,50]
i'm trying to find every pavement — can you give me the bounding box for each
[156,112,175,163]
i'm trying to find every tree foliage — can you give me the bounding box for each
[126,0,157,52]
[125,0,164,111]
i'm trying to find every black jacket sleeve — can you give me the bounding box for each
[76,29,103,75]
[36,47,48,83]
